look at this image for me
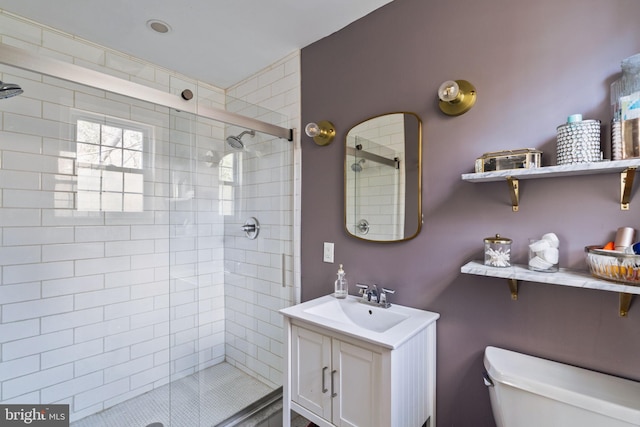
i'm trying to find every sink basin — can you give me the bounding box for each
[303,298,409,332]
[280,294,440,349]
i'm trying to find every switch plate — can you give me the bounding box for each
[323,242,334,263]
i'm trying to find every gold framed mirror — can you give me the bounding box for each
[344,112,422,242]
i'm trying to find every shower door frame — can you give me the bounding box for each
[0,43,293,141]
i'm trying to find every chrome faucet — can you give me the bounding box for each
[355,284,395,308]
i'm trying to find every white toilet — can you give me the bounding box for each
[483,346,640,427]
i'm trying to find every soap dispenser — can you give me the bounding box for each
[334,264,348,299]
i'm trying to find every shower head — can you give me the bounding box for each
[0,81,23,99]
[226,130,255,149]
[351,158,365,172]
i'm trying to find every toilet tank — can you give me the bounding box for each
[483,346,640,427]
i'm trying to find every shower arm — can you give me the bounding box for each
[0,43,293,141]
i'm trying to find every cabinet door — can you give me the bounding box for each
[332,339,382,427]
[291,325,332,420]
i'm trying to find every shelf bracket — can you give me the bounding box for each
[506,177,519,212]
[619,293,633,317]
[507,278,519,300]
[620,167,636,210]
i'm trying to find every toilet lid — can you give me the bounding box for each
[484,346,640,425]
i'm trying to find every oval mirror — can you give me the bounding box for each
[344,112,422,242]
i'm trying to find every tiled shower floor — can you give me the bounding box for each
[70,362,274,427]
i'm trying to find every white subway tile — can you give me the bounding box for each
[2,364,74,400]
[104,354,154,383]
[41,339,104,369]
[129,364,169,390]
[74,256,131,277]
[3,226,74,245]
[41,371,103,403]
[0,319,39,344]
[74,317,130,344]
[0,282,40,304]
[75,226,131,242]
[41,307,104,333]
[3,330,73,361]
[0,208,41,227]
[74,347,130,377]
[74,287,130,310]
[104,325,154,352]
[43,242,105,262]
[0,355,40,381]
[42,275,104,298]
[2,295,73,322]
[74,378,129,411]
[104,297,154,320]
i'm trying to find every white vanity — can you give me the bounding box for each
[280,295,440,427]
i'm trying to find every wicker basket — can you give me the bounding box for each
[585,245,640,285]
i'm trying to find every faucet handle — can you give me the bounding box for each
[355,283,369,295]
[379,288,395,307]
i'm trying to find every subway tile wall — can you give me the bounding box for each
[0,10,300,422]
[225,52,301,388]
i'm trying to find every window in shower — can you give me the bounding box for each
[219,153,237,215]
[74,112,150,212]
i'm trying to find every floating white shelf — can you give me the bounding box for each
[461,159,640,211]
[461,261,640,316]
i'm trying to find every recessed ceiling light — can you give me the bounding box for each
[146,19,171,34]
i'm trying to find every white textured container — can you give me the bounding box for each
[484,346,640,427]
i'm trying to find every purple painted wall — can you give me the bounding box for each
[300,0,640,425]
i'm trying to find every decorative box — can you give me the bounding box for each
[475,148,542,173]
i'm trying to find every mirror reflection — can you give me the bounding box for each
[344,112,422,242]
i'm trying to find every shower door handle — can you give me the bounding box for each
[322,366,328,393]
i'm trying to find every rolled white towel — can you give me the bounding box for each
[529,256,554,270]
[541,232,559,248]
[541,247,559,264]
[529,239,550,252]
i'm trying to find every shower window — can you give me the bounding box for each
[219,153,237,216]
[74,112,150,212]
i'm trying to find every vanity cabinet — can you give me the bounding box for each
[282,316,437,427]
[291,324,383,426]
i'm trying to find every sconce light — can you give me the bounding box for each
[305,121,335,146]
[437,80,477,116]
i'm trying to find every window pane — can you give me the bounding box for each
[77,191,101,211]
[122,149,142,168]
[124,172,143,193]
[123,130,143,151]
[102,192,123,211]
[102,170,123,192]
[101,146,122,167]
[77,142,101,164]
[102,125,123,148]
[77,168,101,191]
[77,120,100,144]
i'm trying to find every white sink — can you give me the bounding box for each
[280,294,440,349]
[303,297,409,333]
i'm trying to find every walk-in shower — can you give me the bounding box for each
[0,42,296,427]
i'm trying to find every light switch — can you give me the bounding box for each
[323,242,334,263]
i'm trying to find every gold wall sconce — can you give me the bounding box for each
[437,80,477,116]
[305,121,335,146]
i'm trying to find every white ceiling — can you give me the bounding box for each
[0,0,393,88]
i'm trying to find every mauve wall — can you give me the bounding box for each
[300,0,640,425]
